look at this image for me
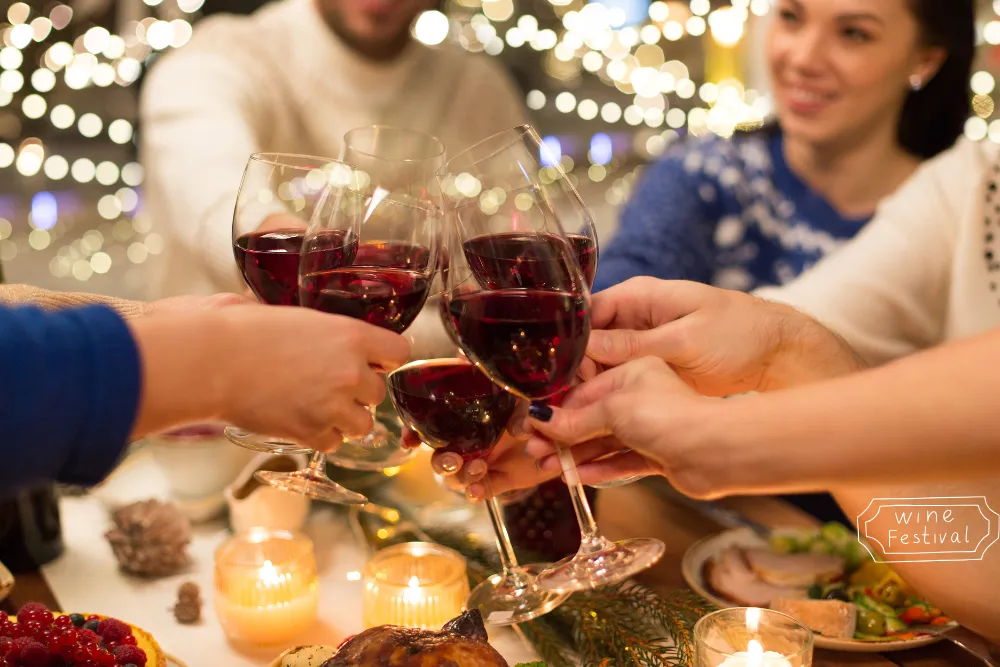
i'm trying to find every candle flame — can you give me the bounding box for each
[408,576,420,588]
[259,560,281,587]
[746,639,763,667]
[746,607,761,633]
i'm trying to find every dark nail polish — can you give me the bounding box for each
[529,403,553,422]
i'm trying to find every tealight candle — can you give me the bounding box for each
[695,608,813,667]
[214,529,319,645]
[362,542,469,630]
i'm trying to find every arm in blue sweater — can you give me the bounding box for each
[593,148,718,293]
[0,304,141,494]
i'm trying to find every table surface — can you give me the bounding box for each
[3,483,997,667]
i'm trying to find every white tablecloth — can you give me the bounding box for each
[41,491,539,666]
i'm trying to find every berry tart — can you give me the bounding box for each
[1,603,167,667]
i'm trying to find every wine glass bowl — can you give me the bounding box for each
[387,358,569,625]
[232,153,359,307]
[296,127,446,472]
[439,124,664,593]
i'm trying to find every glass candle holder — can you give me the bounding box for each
[214,529,319,645]
[362,542,469,630]
[695,608,813,667]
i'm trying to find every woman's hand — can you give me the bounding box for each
[583,278,862,394]
[401,399,564,500]
[524,357,731,499]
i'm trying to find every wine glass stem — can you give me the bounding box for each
[307,450,327,476]
[482,475,531,590]
[556,445,612,555]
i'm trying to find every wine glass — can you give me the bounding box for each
[318,125,447,471]
[226,153,369,505]
[438,124,665,593]
[387,357,569,625]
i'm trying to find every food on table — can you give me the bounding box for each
[1,602,165,667]
[171,581,201,625]
[770,599,856,639]
[743,549,844,587]
[325,609,507,667]
[104,500,191,577]
[705,546,807,607]
[702,523,955,641]
[273,610,510,667]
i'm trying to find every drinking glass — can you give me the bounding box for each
[439,125,665,593]
[387,357,568,625]
[227,153,371,505]
[320,125,447,471]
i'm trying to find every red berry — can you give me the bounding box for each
[119,636,136,647]
[96,620,130,644]
[0,621,15,639]
[105,641,118,652]
[80,660,99,667]
[86,616,99,622]
[78,629,100,645]
[113,645,146,667]
[14,638,48,667]
[73,645,90,662]
[52,615,73,629]
[20,621,44,639]
[0,612,7,625]
[16,603,48,620]
[0,637,12,656]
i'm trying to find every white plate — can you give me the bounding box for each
[681,527,954,653]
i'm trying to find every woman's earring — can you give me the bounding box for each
[910,75,923,92]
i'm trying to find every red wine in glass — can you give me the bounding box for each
[448,290,590,399]
[300,267,431,335]
[355,240,431,271]
[234,229,357,306]
[462,232,597,291]
[388,360,518,460]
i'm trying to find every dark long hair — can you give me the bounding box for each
[899,0,976,159]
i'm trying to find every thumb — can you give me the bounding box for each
[528,397,617,446]
[587,327,664,366]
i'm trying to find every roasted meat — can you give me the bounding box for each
[322,610,509,667]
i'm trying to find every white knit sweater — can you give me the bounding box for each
[757,138,1000,363]
[140,0,527,299]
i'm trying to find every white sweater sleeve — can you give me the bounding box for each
[139,38,268,292]
[754,139,987,365]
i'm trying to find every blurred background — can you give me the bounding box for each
[0,0,997,299]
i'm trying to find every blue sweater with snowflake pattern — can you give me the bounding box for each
[593,128,871,294]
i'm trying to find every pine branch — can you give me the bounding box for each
[516,618,578,667]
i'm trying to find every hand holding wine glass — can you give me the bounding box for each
[387,358,569,625]
[439,124,664,593]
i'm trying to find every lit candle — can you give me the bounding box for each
[694,608,813,667]
[214,530,319,645]
[362,542,469,630]
[717,640,793,667]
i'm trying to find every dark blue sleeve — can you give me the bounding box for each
[593,149,717,293]
[0,304,142,494]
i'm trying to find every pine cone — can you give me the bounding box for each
[173,600,201,624]
[105,500,191,577]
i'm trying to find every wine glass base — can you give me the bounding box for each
[467,563,569,626]
[325,421,418,471]
[224,427,310,454]
[534,538,666,593]
[254,469,368,505]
